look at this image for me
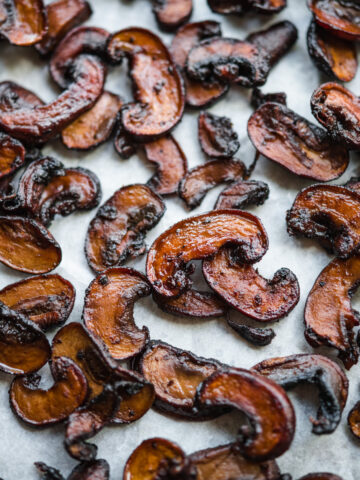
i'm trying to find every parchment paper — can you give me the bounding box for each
[0,0,359,478]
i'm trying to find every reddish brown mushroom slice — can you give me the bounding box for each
[85,184,165,273]
[153,0,192,31]
[203,246,299,322]
[309,0,360,41]
[0,216,61,273]
[0,81,45,116]
[307,21,357,83]
[253,354,348,434]
[61,91,123,150]
[144,135,188,196]
[107,28,185,140]
[286,185,360,259]
[215,180,269,210]
[248,102,349,181]
[0,132,25,179]
[147,210,268,298]
[208,0,286,15]
[311,83,360,150]
[250,88,287,109]
[197,368,295,461]
[298,475,343,480]
[10,356,88,426]
[348,400,360,439]
[35,0,92,56]
[170,21,228,108]
[0,274,75,330]
[35,459,110,480]
[114,124,137,159]
[228,323,275,346]
[0,0,46,46]
[198,112,240,158]
[179,159,246,210]
[0,302,50,375]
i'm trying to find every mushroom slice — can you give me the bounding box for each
[0,0,46,46]
[0,132,25,179]
[197,368,295,461]
[304,255,360,369]
[144,135,188,196]
[253,354,348,433]
[61,91,123,150]
[309,0,360,41]
[215,180,269,210]
[0,302,50,375]
[0,274,75,330]
[298,475,343,480]
[0,55,105,144]
[247,102,349,181]
[83,268,151,361]
[0,216,61,273]
[179,159,246,210]
[35,462,64,480]
[35,0,92,56]
[85,184,165,273]
[286,185,360,259]
[198,111,240,158]
[170,20,228,108]
[107,28,185,140]
[207,0,286,15]
[136,340,224,419]
[153,0,192,31]
[228,323,275,346]
[311,82,360,150]
[250,87,287,109]
[114,125,137,160]
[348,400,360,439]
[0,81,44,117]
[10,356,88,426]
[147,210,268,298]
[203,247,299,322]
[307,20,357,83]
[35,459,110,480]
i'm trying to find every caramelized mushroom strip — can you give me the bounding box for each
[0,132,25,179]
[348,400,360,439]
[228,322,275,346]
[152,0,192,31]
[214,180,269,210]
[198,111,240,158]
[298,475,343,480]
[207,0,287,15]
[0,0,46,46]
[309,0,360,41]
[35,459,110,480]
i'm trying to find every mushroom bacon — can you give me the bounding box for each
[207,0,287,15]
[198,111,240,159]
[0,0,46,46]
[214,180,269,210]
[35,459,110,480]
[309,0,360,41]
[152,0,192,31]
[298,475,344,480]
[228,323,276,346]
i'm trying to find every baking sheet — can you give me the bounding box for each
[0,0,359,478]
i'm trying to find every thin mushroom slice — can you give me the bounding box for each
[286,184,360,259]
[298,475,343,480]
[114,124,137,159]
[247,102,349,181]
[0,132,26,179]
[250,87,287,109]
[198,111,240,159]
[35,459,110,480]
[203,247,300,322]
[10,356,88,426]
[85,184,165,273]
[0,302,50,375]
[35,462,64,480]
[228,323,275,346]
[207,0,287,15]
[0,0,46,46]
[215,180,269,210]
[253,354,348,434]
[197,368,295,461]
[179,159,246,210]
[153,0,192,31]
[309,0,360,41]
[348,400,360,439]
[0,274,75,330]
[107,28,185,141]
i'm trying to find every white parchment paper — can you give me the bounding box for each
[0,0,359,478]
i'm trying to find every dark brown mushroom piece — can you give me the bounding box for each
[0,132,25,179]
[198,111,240,158]
[348,400,360,439]
[298,475,343,480]
[35,462,64,480]
[304,254,360,369]
[0,302,50,375]
[114,124,137,160]
[286,184,360,259]
[107,28,185,140]
[248,102,349,181]
[10,356,88,426]
[35,0,92,56]
[214,180,269,210]
[153,0,192,31]
[207,0,287,15]
[170,21,228,108]
[179,159,246,210]
[228,323,275,346]
[35,459,110,480]
[309,0,360,41]
[0,81,45,111]
[253,354,348,434]
[0,0,46,46]
[307,20,357,83]
[250,88,287,109]
[85,184,165,273]
[0,274,75,330]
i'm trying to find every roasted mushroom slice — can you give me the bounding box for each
[0,81,44,117]
[0,132,25,179]
[170,21,228,108]
[348,401,360,439]
[203,247,299,322]
[0,0,46,46]
[0,216,61,273]
[10,356,88,426]
[0,302,50,375]
[114,125,137,160]
[307,21,357,83]
[248,102,349,181]
[286,185,360,259]
[136,340,224,419]
[207,0,287,15]
[0,274,75,330]
[197,368,295,461]
[147,210,268,298]
[253,354,348,434]
[250,88,287,109]
[298,475,343,480]
[198,112,240,159]
[309,0,360,41]
[83,268,151,361]
[311,83,360,150]
[35,462,64,480]
[304,255,360,369]
[35,460,110,480]
[179,159,246,210]
[35,0,92,56]
[85,184,165,273]
[107,28,185,140]
[144,135,188,196]
[228,323,275,346]
[153,0,192,31]
[215,180,269,210]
